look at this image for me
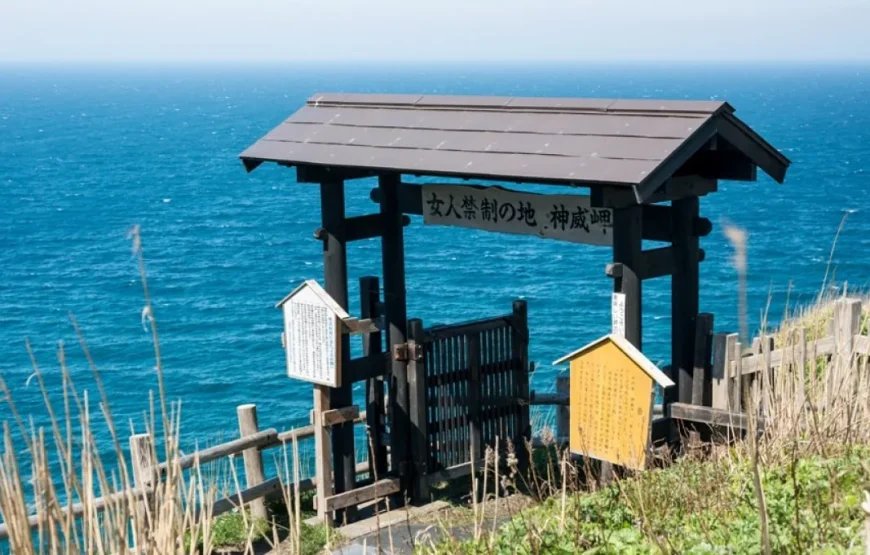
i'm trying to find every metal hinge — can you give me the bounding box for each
[393,342,423,362]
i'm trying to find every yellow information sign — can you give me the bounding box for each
[553,334,674,471]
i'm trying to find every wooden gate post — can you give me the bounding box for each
[237,404,268,520]
[512,300,531,471]
[360,276,388,478]
[379,173,411,498]
[319,178,355,523]
[669,196,701,406]
[407,318,429,502]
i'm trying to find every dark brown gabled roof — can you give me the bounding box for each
[240,93,789,202]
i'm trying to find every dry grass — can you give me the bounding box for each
[0,227,329,554]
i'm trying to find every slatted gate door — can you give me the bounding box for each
[409,300,531,494]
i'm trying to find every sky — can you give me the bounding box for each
[1,0,869,63]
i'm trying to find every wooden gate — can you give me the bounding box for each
[407,300,530,498]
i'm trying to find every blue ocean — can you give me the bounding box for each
[1,63,869,460]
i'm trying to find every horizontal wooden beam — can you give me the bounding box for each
[321,406,360,427]
[347,352,391,382]
[341,317,381,335]
[0,487,151,541]
[606,247,706,281]
[295,164,377,183]
[322,477,400,513]
[162,429,278,473]
[370,183,709,243]
[641,205,712,242]
[208,477,283,519]
[530,392,569,406]
[598,176,718,209]
[425,459,485,487]
[315,214,411,243]
[668,402,763,431]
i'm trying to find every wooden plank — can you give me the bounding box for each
[669,196,700,406]
[636,246,706,280]
[380,173,410,498]
[347,352,391,382]
[640,205,713,242]
[237,404,268,520]
[531,391,570,406]
[324,478,400,513]
[424,459,485,487]
[322,406,361,427]
[344,213,411,242]
[736,336,837,376]
[163,430,279,472]
[209,477,282,519]
[669,402,763,431]
[320,178,356,523]
[0,486,152,542]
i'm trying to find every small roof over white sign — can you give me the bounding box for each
[552,333,675,388]
[276,279,351,320]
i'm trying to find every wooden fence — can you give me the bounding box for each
[710,297,869,414]
[0,404,374,542]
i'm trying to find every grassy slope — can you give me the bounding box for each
[426,298,870,554]
[432,445,868,554]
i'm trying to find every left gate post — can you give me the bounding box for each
[319,178,356,523]
[379,173,411,500]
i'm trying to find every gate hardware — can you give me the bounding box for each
[393,342,423,362]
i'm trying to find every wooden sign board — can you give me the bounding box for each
[422,184,613,246]
[553,334,674,471]
[276,280,350,388]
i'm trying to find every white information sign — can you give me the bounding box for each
[421,184,613,245]
[277,280,349,388]
[612,293,626,338]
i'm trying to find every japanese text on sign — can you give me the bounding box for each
[422,184,613,246]
[281,283,342,388]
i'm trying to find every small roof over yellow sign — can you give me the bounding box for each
[553,333,674,388]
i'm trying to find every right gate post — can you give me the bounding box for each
[407,318,429,502]
[512,299,531,472]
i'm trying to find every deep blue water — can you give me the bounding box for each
[1,63,869,462]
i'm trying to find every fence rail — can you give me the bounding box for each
[711,297,869,412]
[0,406,369,543]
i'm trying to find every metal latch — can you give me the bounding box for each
[393,342,423,362]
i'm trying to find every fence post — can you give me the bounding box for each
[129,432,154,538]
[835,298,863,401]
[468,332,483,464]
[360,276,388,478]
[691,314,714,407]
[237,404,268,520]
[407,318,429,502]
[512,299,531,472]
[711,332,736,410]
[556,376,569,444]
[312,387,334,524]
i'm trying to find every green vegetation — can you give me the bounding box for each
[428,445,869,554]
